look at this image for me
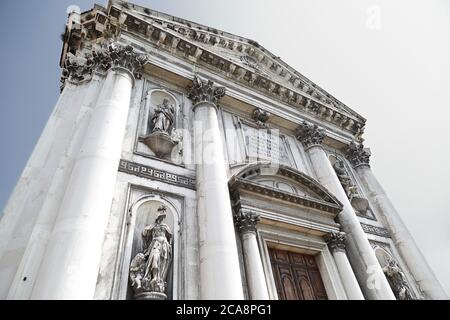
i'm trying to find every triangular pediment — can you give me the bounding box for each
[63,0,366,139]
[229,164,343,214]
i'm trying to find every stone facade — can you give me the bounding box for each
[0,0,446,300]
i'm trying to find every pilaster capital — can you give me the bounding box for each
[345,142,371,168]
[60,42,148,91]
[295,121,326,150]
[234,210,260,234]
[187,75,226,107]
[325,231,347,252]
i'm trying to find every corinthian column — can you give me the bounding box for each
[187,76,244,299]
[325,232,364,300]
[346,143,448,299]
[296,121,395,300]
[234,210,269,300]
[31,43,148,299]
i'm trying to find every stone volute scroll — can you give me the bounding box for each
[129,205,173,300]
[143,97,179,159]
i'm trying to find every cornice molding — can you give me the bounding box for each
[60,2,366,141]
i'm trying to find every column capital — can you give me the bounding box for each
[234,210,260,234]
[187,75,226,107]
[295,121,326,149]
[60,42,148,91]
[325,231,347,253]
[345,142,371,168]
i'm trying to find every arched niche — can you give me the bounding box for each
[141,89,179,136]
[373,245,415,300]
[117,194,181,300]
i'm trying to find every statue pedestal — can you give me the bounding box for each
[143,131,178,158]
[351,196,369,214]
[134,291,167,300]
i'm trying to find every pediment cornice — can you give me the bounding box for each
[61,0,366,140]
[229,164,343,214]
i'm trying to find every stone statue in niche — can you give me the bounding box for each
[333,159,357,199]
[143,98,179,159]
[129,205,173,300]
[151,98,175,134]
[333,158,369,214]
[382,258,414,300]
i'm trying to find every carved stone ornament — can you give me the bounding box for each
[143,98,178,159]
[129,205,173,300]
[324,231,346,252]
[252,108,270,128]
[186,75,226,106]
[333,159,357,198]
[382,258,414,300]
[234,210,260,234]
[60,42,149,91]
[295,121,325,149]
[345,142,371,168]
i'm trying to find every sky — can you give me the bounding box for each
[0,0,449,296]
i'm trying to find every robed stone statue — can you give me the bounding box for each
[151,98,175,134]
[129,205,173,300]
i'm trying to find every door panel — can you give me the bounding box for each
[269,247,328,300]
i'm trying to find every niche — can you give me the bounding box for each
[122,195,181,300]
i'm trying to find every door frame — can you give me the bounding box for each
[257,224,348,300]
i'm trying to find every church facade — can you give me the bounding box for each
[0,0,447,300]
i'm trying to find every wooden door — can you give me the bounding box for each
[268,247,328,300]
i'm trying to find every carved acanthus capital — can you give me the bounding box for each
[295,121,325,149]
[325,231,346,252]
[60,42,148,91]
[345,142,371,168]
[93,42,149,76]
[187,75,226,106]
[252,108,270,128]
[234,210,260,234]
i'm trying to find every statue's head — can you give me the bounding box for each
[162,98,169,106]
[155,205,167,223]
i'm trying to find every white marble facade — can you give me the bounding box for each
[0,0,447,300]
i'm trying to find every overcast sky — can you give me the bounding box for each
[0,0,449,296]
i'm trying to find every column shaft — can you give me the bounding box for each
[31,67,133,299]
[241,231,269,299]
[307,145,395,299]
[193,101,244,299]
[356,165,448,299]
[332,250,364,300]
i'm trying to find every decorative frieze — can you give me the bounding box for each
[324,231,347,252]
[345,142,371,168]
[186,75,226,106]
[295,121,325,149]
[234,210,260,234]
[360,222,391,238]
[118,159,196,190]
[60,3,367,139]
